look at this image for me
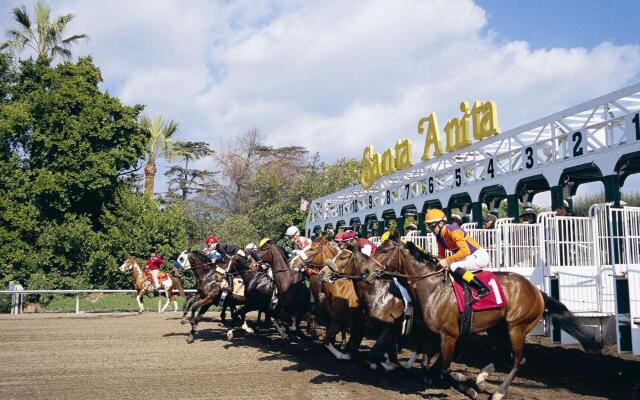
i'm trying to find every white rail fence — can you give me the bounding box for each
[0,289,196,315]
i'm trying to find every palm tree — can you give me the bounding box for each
[140,115,181,197]
[2,1,88,60]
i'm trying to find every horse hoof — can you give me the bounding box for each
[227,330,234,340]
[466,387,478,399]
[450,371,466,382]
[186,337,194,344]
[381,360,397,372]
[242,322,254,334]
[491,392,504,400]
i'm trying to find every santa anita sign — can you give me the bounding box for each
[360,100,501,189]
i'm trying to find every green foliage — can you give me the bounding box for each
[0,56,150,289]
[214,213,260,248]
[572,191,640,216]
[96,189,189,289]
[37,293,190,313]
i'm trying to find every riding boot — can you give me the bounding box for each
[452,268,490,298]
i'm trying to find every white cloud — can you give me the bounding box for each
[3,0,640,191]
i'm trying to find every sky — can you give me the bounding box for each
[2,0,640,197]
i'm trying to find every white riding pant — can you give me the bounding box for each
[150,269,160,289]
[449,248,490,272]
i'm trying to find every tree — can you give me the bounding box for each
[2,1,88,61]
[0,56,147,288]
[165,141,214,200]
[140,114,180,197]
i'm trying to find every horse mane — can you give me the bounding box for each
[403,241,438,268]
[275,244,289,261]
[192,250,210,262]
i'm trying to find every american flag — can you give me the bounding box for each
[299,197,310,212]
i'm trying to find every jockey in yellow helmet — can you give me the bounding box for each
[425,208,490,298]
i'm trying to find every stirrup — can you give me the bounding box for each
[472,289,490,301]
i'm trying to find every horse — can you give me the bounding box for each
[372,233,603,400]
[225,252,276,339]
[289,238,364,360]
[119,256,185,313]
[180,251,244,343]
[257,240,311,340]
[326,247,436,371]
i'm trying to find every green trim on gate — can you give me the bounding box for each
[507,194,520,223]
[603,174,621,206]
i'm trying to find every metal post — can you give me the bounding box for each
[507,194,520,223]
[158,293,162,313]
[472,202,484,228]
[75,293,80,314]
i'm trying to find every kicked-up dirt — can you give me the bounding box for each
[0,312,638,400]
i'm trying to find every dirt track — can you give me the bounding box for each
[0,312,638,400]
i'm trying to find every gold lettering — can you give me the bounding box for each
[474,100,500,140]
[380,148,396,175]
[395,139,413,170]
[359,145,382,189]
[418,113,443,161]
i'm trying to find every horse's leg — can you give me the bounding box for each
[368,327,397,371]
[491,326,526,400]
[324,320,351,360]
[161,290,171,312]
[440,333,477,399]
[136,291,144,313]
[187,296,213,343]
[182,294,198,323]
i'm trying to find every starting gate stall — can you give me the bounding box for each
[589,204,640,353]
[307,83,640,354]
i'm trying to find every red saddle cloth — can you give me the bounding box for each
[143,270,169,282]
[451,271,506,313]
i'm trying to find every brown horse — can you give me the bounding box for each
[371,235,602,399]
[290,238,364,360]
[119,256,185,313]
[327,247,437,371]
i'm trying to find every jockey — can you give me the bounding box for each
[203,236,223,262]
[285,226,312,251]
[342,230,377,256]
[204,235,241,261]
[145,250,164,295]
[425,209,491,298]
[285,226,312,259]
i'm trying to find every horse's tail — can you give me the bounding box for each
[541,291,603,353]
[173,275,186,298]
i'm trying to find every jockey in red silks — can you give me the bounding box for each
[341,230,377,256]
[145,250,164,294]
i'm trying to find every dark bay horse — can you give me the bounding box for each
[257,240,311,340]
[290,238,364,360]
[181,251,244,343]
[372,235,603,399]
[225,252,275,339]
[119,257,185,313]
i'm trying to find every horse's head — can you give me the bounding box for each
[289,237,337,270]
[325,248,365,276]
[119,256,138,273]
[174,250,191,270]
[372,235,439,275]
[257,240,287,266]
[185,250,210,272]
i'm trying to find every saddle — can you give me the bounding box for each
[450,271,506,337]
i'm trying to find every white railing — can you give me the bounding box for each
[0,289,196,315]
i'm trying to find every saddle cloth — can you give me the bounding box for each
[143,270,171,285]
[222,278,245,297]
[451,271,506,313]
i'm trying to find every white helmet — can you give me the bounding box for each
[245,243,257,251]
[285,226,300,237]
